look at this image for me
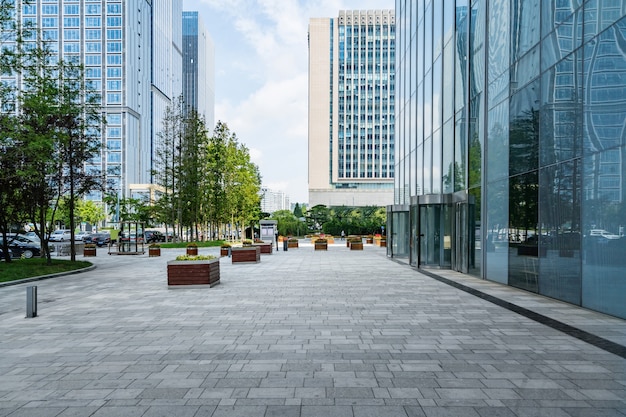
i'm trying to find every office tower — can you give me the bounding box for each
[391,0,626,320]
[4,1,182,215]
[182,11,215,130]
[308,10,395,207]
[260,187,290,215]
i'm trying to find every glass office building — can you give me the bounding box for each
[182,11,215,131]
[308,10,396,207]
[391,0,626,319]
[5,1,182,217]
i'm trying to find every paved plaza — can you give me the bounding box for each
[1,241,625,417]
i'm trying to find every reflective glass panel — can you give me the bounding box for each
[485,178,509,284]
[487,100,509,182]
[509,79,539,176]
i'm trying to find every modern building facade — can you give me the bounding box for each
[6,1,183,216]
[308,10,396,207]
[260,187,290,215]
[390,0,626,319]
[182,11,215,130]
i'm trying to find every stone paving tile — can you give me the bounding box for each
[0,245,625,416]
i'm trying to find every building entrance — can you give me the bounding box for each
[414,194,474,273]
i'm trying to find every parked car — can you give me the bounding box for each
[0,247,14,260]
[0,238,40,259]
[84,233,110,247]
[23,231,41,242]
[49,229,72,242]
[144,230,165,243]
[75,231,90,241]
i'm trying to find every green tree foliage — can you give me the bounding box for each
[270,210,301,236]
[303,205,386,236]
[153,112,261,241]
[0,6,102,261]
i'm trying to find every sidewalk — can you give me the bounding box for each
[0,242,625,417]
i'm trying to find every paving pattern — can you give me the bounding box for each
[0,242,625,417]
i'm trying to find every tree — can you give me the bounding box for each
[75,200,106,228]
[293,203,303,218]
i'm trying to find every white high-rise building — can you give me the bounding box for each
[260,188,290,215]
[308,10,396,207]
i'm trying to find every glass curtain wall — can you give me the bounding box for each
[394,0,626,319]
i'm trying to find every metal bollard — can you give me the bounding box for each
[283,239,288,252]
[228,247,232,258]
[26,286,37,318]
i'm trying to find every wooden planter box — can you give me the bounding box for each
[167,258,220,287]
[366,238,374,244]
[380,239,387,247]
[83,247,97,257]
[350,242,364,250]
[149,247,161,257]
[231,246,261,263]
[314,242,328,251]
[254,243,273,254]
[186,246,198,256]
[287,240,299,248]
[220,247,230,257]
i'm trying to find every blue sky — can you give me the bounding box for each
[182,0,395,205]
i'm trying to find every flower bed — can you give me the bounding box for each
[167,257,220,287]
[231,246,261,263]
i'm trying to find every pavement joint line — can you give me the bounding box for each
[390,258,626,359]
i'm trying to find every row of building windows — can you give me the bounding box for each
[25,4,122,15]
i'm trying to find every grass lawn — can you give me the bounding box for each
[0,258,92,283]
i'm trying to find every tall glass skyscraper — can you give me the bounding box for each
[308,10,396,207]
[182,11,215,130]
[391,0,626,319]
[5,0,182,217]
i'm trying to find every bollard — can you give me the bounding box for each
[26,286,37,318]
[283,239,288,252]
[228,247,232,258]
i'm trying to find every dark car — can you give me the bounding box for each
[0,238,40,259]
[84,233,111,247]
[144,230,164,243]
[0,247,13,260]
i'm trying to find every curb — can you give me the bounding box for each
[0,264,97,288]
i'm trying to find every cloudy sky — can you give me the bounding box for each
[182,0,395,204]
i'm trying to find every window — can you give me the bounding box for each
[64,43,79,53]
[86,42,101,52]
[85,55,101,65]
[63,17,79,27]
[41,5,58,15]
[107,93,121,104]
[64,30,80,40]
[107,55,122,65]
[86,67,101,78]
[42,17,58,27]
[107,114,122,124]
[107,152,121,163]
[107,4,122,14]
[23,5,37,14]
[86,4,101,14]
[107,17,122,27]
[108,127,122,138]
[107,42,122,52]
[43,30,58,40]
[107,67,122,77]
[107,80,122,90]
[85,30,101,40]
[64,5,79,15]
[86,17,101,27]
[107,29,122,40]
[107,140,121,150]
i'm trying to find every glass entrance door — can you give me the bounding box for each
[419,205,441,266]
